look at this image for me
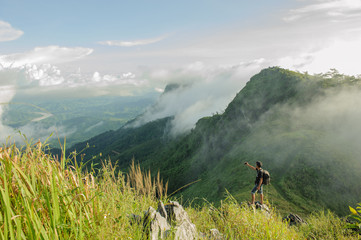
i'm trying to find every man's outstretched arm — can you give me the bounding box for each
[244,162,256,170]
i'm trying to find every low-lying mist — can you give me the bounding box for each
[168,69,361,214]
[132,61,264,135]
[246,86,361,165]
[234,83,361,212]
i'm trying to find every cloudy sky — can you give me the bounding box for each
[1,0,360,73]
[1,0,361,136]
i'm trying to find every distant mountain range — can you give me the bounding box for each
[70,67,361,216]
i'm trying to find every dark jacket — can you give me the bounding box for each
[255,169,264,185]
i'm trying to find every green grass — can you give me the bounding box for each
[298,210,358,240]
[187,195,302,239]
[0,139,161,239]
[0,139,360,239]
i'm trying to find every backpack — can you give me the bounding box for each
[262,170,270,185]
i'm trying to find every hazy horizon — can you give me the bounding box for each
[1,0,361,142]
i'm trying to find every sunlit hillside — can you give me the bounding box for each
[71,67,361,216]
[0,140,359,239]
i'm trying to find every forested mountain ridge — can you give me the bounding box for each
[71,67,361,215]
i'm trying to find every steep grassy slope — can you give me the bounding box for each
[174,68,361,215]
[71,67,361,216]
[71,117,173,169]
[3,141,359,239]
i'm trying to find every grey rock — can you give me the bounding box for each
[165,201,198,240]
[255,201,270,213]
[174,220,197,240]
[133,201,199,239]
[157,201,168,220]
[144,206,171,240]
[283,213,306,226]
[209,228,224,240]
[248,201,271,216]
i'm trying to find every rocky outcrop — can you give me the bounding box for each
[143,206,171,240]
[282,213,306,226]
[254,201,270,213]
[247,201,271,215]
[165,201,198,239]
[131,201,199,240]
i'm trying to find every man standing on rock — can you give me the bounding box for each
[244,161,264,205]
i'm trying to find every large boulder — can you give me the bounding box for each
[131,201,199,239]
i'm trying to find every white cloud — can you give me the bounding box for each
[92,71,102,82]
[0,85,16,105]
[25,64,65,86]
[284,0,361,22]
[0,62,153,99]
[132,60,264,135]
[98,35,167,47]
[155,87,164,93]
[0,46,93,68]
[90,71,143,85]
[0,85,16,141]
[0,21,23,42]
[278,38,361,75]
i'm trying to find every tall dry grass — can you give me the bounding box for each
[0,140,166,239]
[127,158,168,200]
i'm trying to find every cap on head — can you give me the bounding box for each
[256,161,262,168]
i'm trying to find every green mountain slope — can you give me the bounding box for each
[72,67,361,216]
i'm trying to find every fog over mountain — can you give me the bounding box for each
[0,59,266,143]
[65,67,361,216]
[132,61,266,135]
[1,0,361,144]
